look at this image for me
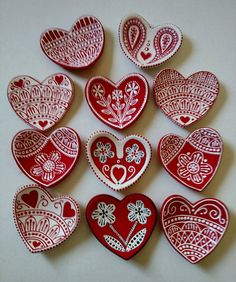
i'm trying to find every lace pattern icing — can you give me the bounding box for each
[13,130,47,158]
[188,128,222,154]
[162,196,229,263]
[160,135,185,165]
[41,16,104,68]
[51,128,79,157]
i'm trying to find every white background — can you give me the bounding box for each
[0,1,236,281]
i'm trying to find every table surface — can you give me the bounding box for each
[1,1,236,282]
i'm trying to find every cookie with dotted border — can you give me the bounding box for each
[119,14,182,68]
[86,131,151,191]
[13,184,80,252]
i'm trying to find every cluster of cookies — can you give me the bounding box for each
[8,14,229,263]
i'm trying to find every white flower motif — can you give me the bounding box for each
[125,81,140,96]
[92,202,116,227]
[92,83,104,98]
[125,144,144,164]
[30,152,66,182]
[112,89,123,100]
[177,151,213,184]
[127,200,151,224]
[93,141,115,163]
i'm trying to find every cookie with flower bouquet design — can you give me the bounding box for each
[161,195,229,263]
[13,184,80,252]
[119,14,182,68]
[85,73,149,130]
[8,73,74,131]
[158,128,223,191]
[40,16,104,69]
[153,69,219,127]
[12,127,81,187]
[86,131,151,191]
[86,193,157,259]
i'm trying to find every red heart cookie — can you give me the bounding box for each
[40,16,104,69]
[13,185,80,252]
[86,194,157,259]
[86,131,151,190]
[8,74,74,131]
[158,128,223,191]
[12,127,81,187]
[119,14,182,68]
[154,69,219,127]
[161,195,229,263]
[85,74,149,130]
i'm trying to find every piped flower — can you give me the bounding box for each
[125,144,144,164]
[94,141,114,163]
[127,200,151,224]
[92,202,116,227]
[177,151,213,184]
[30,152,66,182]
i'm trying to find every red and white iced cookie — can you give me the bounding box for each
[40,16,104,69]
[161,195,229,263]
[85,73,149,130]
[8,74,74,131]
[158,128,223,191]
[86,193,157,259]
[154,69,219,127]
[13,184,80,252]
[86,131,151,191]
[119,14,182,68]
[12,127,81,187]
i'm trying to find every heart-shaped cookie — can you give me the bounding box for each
[85,74,149,130]
[12,127,81,187]
[161,195,229,263]
[13,185,80,252]
[8,74,74,131]
[154,69,219,127]
[40,16,104,69]
[158,128,223,191]
[86,131,151,190]
[119,14,182,68]
[86,194,157,259]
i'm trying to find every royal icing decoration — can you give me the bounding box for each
[86,131,151,191]
[86,194,157,259]
[85,74,149,130]
[158,128,223,191]
[119,14,182,68]
[13,185,80,252]
[161,195,229,263]
[8,74,74,131]
[40,16,104,69]
[154,69,219,127]
[12,127,81,187]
